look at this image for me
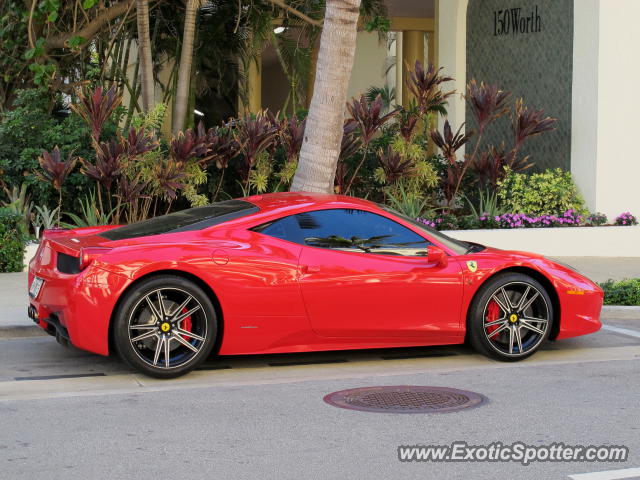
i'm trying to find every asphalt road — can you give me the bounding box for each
[1,318,639,480]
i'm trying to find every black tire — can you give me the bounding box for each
[113,275,217,378]
[467,272,553,362]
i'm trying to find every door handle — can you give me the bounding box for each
[302,265,320,274]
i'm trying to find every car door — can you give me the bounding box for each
[256,208,464,339]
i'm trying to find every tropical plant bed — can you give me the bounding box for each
[443,225,640,257]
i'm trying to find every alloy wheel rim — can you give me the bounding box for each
[482,281,550,357]
[128,287,208,369]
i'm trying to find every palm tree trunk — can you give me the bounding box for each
[136,0,154,112]
[57,189,62,226]
[290,0,361,193]
[172,0,200,133]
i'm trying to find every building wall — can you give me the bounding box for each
[261,31,391,113]
[262,58,290,114]
[571,0,640,218]
[590,0,640,218]
[346,31,390,102]
[466,0,574,172]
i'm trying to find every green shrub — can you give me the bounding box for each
[0,208,26,272]
[385,183,433,219]
[600,279,640,305]
[0,88,118,211]
[599,279,640,306]
[457,215,480,230]
[497,168,586,216]
[464,188,506,219]
[586,212,608,226]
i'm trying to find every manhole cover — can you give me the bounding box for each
[323,386,487,414]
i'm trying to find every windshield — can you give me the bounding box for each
[378,205,477,255]
[100,200,258,241]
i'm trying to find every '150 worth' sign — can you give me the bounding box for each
[494,5,542,35]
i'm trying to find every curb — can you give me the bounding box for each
[601,305,640,320]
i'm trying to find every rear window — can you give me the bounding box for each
[100,200,258,241]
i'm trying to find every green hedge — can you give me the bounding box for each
[0,208,26,272]
[497,168,586,216]
[600,279,640,306]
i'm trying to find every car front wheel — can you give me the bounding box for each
[468,273,553,361]
[113,275,217,378]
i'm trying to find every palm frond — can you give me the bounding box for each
[365,85,395,112]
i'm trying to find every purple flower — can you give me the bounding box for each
[615,212,638,226]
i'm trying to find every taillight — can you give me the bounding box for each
[79,247,112,270]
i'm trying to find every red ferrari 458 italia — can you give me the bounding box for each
[27,192,603,377]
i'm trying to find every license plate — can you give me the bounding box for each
[29,277,44,298]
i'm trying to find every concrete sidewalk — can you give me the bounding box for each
[552,257,640,284]
[2,257,639,332]
[1,272,37,336]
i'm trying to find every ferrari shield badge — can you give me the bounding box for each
[466,260,478,273]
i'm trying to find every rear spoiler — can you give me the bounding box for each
[42,225,120,257]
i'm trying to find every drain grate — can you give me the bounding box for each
[323,386,487,414]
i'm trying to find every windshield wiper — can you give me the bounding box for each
[464,242,486,254]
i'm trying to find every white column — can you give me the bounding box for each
[402,31,425,108]
[395,32,403,104]
[572,0,640,218]
[571,0,599,211]
[435,0,468,132]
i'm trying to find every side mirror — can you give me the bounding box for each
[427,246,447,266]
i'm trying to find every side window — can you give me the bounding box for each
[252,215,304,244]
[295,209,430,256]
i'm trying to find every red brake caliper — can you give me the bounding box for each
[180,307,193,341]
[485,300,501,336]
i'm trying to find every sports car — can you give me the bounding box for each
[27,192,603,378]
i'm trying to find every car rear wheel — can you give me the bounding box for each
[467,273,553,361]
[113,275,217,378]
